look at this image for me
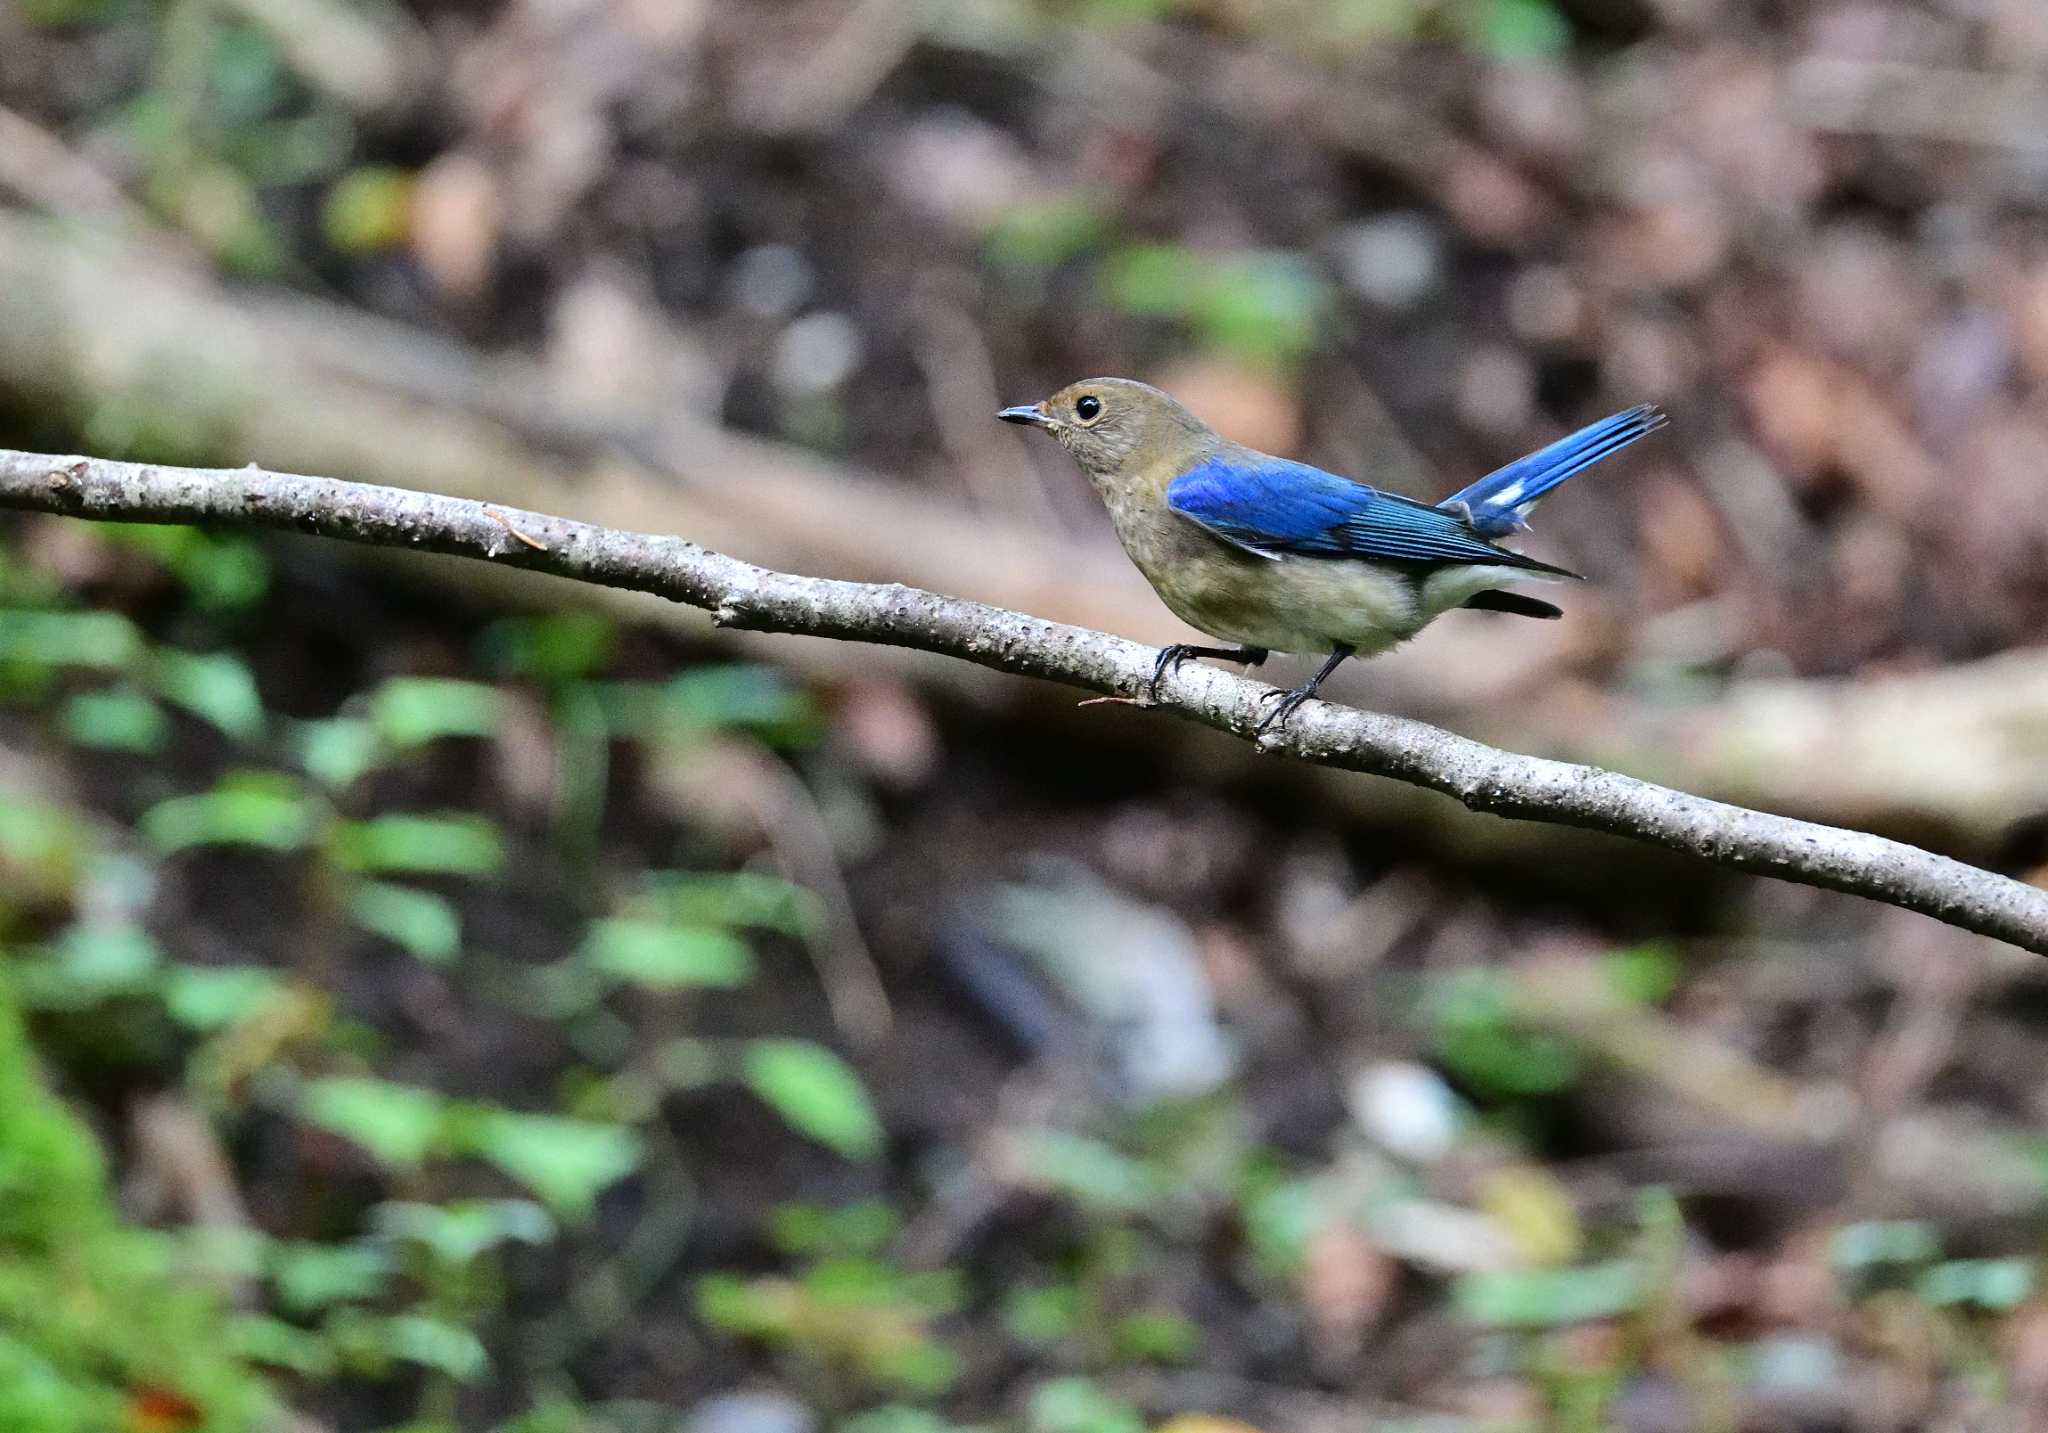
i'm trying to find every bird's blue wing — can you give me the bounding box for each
[1167,454,1569,573]
[1439,404,1666,537]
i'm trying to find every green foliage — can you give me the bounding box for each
[841,1408,993,1433]
[985,196,1112,274]
[1010,1130,1177,1215]
[0,608,145,671]
[350,881,463,965]
[301,1075,449,1169]
[97,525,271,613]
[581,918,756,991]
[459,1109,642,1223]
[153,648,265,738]
[1424,969,1579,1098]
[143,770,317,853]
[299,1076,643,1220]
[295,715,381,790]
[1023,1377,1145,1433]
[1452,1260,1646,1328]
[1103,245,1330,367]
[479,612,618,682]
[162,965,287,1032]
[741,1040,886,1160]
[1602,941,1681,1005]
[1918,1258,2034,1311]
[0,978,275,1432]
[62,686,169,753]
[372,677,505,749]
[697,1249,965,1399]
[374,1199,556,1269]
[323,165,417,254]
[333,812,505,877]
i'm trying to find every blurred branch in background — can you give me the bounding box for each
[3,447,2046,960]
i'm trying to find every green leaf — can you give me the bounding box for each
[99,525,270,611]
[1196,251,1329,364]
[0,609,143,670]
[385,1313,488,1381]
[0,797,84,872]
[334,813,504,877]
[477,612,616,681]
[1238,1169,1320,1278]
[1476,0,1570,59]
[1004,1285,1081,1347]
[1427,970,1579,1098]
[767,1198,899,1257]
[267,1241,393,1314]
[350,882,461,965]
[152,649,265,739]
[843,1408,994,1433]
[372,677,503,749]
[643,870,822,935]
[1008,1131,1172,1214]
[581,918,755,991]
[662,665,813,736]
[372,1199,555,1266]
[142,772,318,854]
[986,196,1109,273]
[1830,1220,1940,1275]
[458,1109,641,1221]
[1112,1308,1199,1363]
[741,1040,885,1159]
[161,964,285,1031]
[1452,1260,1645,1328]
[229,1312,337,1376]
[1603,941,1680,1005]
[1025,1376,1146,1433]
[1103,244,1201,319]
[296,717,380,791]
[1917,1257,2034,1310]
[323,166,415,254]
[16,924,161,1007]
[61,688,168,753]
[300,1076,448,1170]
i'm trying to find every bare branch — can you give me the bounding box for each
[3,447,2045,955]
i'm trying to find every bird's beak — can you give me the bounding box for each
[996,402,1051,428]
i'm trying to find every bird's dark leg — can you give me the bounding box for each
[1149,643,1268,702]
[1254,644,1354,738]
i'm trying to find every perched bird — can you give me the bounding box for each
[998,378,1665,735]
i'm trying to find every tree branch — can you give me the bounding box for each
[3,447,2044,955]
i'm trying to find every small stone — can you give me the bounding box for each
[728,244,814,320]
[684,1391,815,1433]
[1334,213,1442,310]
[770,312,863,394]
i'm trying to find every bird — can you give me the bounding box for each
[997,378,1665,736]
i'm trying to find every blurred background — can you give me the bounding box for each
[4,0,2048,1429]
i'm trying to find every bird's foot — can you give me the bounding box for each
[1250,643,1353,740]
[1253,684,1318,739]
[1147,644,1266,703]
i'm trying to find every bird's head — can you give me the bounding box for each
[998,377,1211,482]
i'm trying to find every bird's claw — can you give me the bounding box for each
[1148,644,1203,704]
[1253,685,1316,739]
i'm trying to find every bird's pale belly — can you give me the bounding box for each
[1148,548,1555,657]
[1148,551,1415,655]
[1106,499,1558,657]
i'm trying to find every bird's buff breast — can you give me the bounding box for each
[1105,497,1424,656]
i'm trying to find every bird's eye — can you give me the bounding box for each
[1075,395,1103,422]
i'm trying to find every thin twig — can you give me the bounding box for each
[1,447,2045,955]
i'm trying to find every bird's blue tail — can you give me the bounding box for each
[1439,404,1666,537]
